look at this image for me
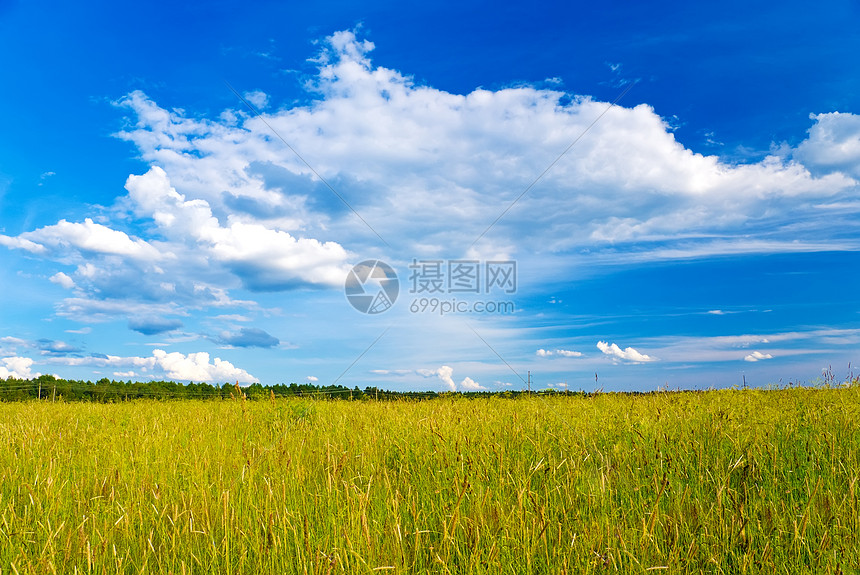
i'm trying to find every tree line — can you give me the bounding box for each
[0,375,570,402]
[0,375,436,402]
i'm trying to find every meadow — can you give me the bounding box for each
[0,386,858,574]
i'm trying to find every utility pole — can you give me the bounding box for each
[527,371,531,396]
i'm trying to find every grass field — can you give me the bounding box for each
[1,386,858,574]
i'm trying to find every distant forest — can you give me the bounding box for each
[0,375,559,402]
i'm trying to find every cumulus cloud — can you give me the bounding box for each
[744,351,773,362]
[0,235,47,254]
[433,365,486,391]
[151,349,256,382]
[10,218,160,260]
[2,27,858,340]
[306,375,318,382]
[459,376,486,391]
[794,112,860,179]
[435,365,457,391]
[49,272,75,289]
[47,349,257,383]
[0,357,39,379]
[110,29,859,259]
[124,167,351,290]
[597,341,655,363]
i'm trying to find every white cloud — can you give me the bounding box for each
[0,235,47,254]
[794,112,860,179]
[215,314,252,323]
[49,272,75,289]
[47,350,257,383]
[65,327,92,334]
[434,365,486,391]
[615,329,858,365]
[17,218,161,260]
[369,369,412,376]
[744,351,773,362]
[124,167,351,290]
[0,339,29,362]
[0,357,39,379]
[55,298,185,323]
[306,375,319,382]
[108,29,859,263]
[459,376,486,391]
[597,341,655,363]
[556,349,583,357]
[536,348,583,358]
[207,221,350,289]
[2,27,859,342]
[150,349,256,383]
[436,365,456,391]
[243,90,270,110]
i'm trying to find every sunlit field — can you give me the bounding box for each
[1,386,858,574]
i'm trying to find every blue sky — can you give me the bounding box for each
[1,0,859,391]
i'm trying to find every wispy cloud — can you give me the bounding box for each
[38,339,83,356]
[536,348,583,358]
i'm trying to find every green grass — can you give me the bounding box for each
[1,386,858,573]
